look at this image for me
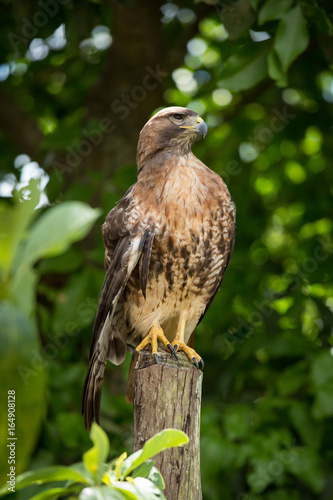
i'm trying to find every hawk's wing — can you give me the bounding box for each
[82,187,154,429]
[197,212,235,326]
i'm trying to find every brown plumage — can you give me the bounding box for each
[82,106,236,429]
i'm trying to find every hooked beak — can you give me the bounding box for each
[180,115,208,139]
[195,117,208,138]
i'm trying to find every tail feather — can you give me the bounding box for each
[82,348,106,430]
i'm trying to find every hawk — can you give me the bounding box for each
[82,106,235,429]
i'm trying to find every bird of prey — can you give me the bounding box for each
[82,106,235,429]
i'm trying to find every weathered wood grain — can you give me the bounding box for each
[133,348,203,500]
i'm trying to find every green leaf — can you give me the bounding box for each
[133,477,165,499]
[131,460,155,480]
[20,201,102,267]
[83,444,101,477]
[302,0,333,33]
[311,351,333,387]
[218,40,271,91]
[219,0,256,41]
[112,482,141,500]
[115,452,128,480]
[91,423,110,465]
[72,462,98,484]
[30,485,81,500]
[0,179,39,276]
[274,4,309,72]
[83,423,110,478]
[0,302,46,482]
[9,267,37,316]
[11,466,88,492]
[80,486,126,499]
[312,381,333,420]
[276,361,306,396]
[258,0,294,25]
[147,467,165,491]
[267,49,288,86]
[114,478,165,500]
[121,429,188,478]
[289,403,322,449]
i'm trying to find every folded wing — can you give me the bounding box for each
[82,191,154,429]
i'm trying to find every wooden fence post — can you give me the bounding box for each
[133,348,203,500]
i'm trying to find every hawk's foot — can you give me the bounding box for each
[171,341,204,370]
[134,322,176,363]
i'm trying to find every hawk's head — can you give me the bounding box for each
[137,106,207,169]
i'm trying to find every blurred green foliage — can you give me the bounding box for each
[0,0,332,499]
[0,181,101,479]
[0,425,187,499]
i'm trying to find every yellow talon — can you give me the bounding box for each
[135,322,172,361]
[171,341,203,367]
[171,314,204,369]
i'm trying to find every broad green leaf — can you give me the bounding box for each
[274,5,309,72]
[218,40,271,91]
[71,462,97,484]
[0,179,39,276]
[267,50,288,87]
[91,423,110,466]
[114,478,165,500]
[103,469,118,486]
[30,485,81,500]
[12,466,88,492]
[311,351,333,387]
[312,382,333,420]
[258,0,294,25]
[84,443,100,476]
[133,477,165,499]
[9,267,37,316]
[80,486,126,499]
[121,429,188,478]
[0,302,46,481]
[83,423,110,478]
[20,201,102,267]
[219,0,255,41]
[147,467,165,491]
[132,429,189,466]
[131,460,155,480]
[112,482,140,500]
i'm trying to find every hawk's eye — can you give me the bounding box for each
[172,114,183,121]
